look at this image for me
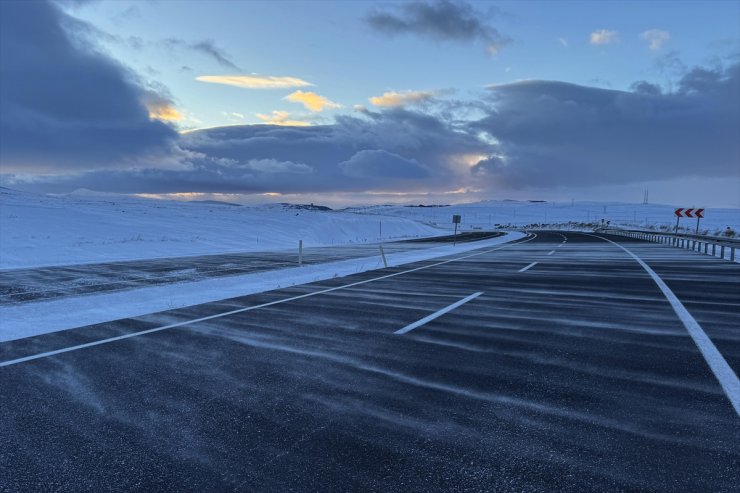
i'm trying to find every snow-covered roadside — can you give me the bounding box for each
[0,232,526,342]
[0,188,445,269]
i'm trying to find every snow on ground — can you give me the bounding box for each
[2,187,738,341]
[1,187,738,270]
[0,232,526,342]
[0,188,444,269]
[348,201,740,236]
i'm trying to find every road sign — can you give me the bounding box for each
[452,215,461,245]
[675,207,705,218]
[674,207,706,233]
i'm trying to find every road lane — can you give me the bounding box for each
[1,231,738,492]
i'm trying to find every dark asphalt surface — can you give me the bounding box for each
[1,231,738,492]
[0,231,502,305]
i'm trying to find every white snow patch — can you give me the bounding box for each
[0,232,525,342]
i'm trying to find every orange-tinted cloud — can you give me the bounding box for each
[147,103,183,122]
[255,110,310,126]
[369,90,436,107]
[283,91,341,112]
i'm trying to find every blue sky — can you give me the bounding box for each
[73,0,740,129]
[1,0,738,206]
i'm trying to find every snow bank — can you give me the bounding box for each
[0,231,526,342]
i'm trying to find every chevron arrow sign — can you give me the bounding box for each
[674,208,705,218]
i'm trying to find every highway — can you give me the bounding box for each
[1,231,738,492]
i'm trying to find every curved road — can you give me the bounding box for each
[1,231,738,492]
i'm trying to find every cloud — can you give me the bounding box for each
[557,37,568,47]
[283,91,341,112]
[162,38,241,71]
[142,93,182,122]
[0,0,178,173]
[196,75,313,89]
[220,111,245,124]
[242,158,312,174]
[255,111,311,127]
[5,108,491,195]
[339,150,429,178]
[590,29,618,45]
[471,62,739,189]
[641,29,670,51]
[369,90,437,107]
[2,5,735,206]
[366,0,511,54]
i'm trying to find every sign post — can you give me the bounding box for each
[694,208,704,234]
[674,208,683,233]
[452,214,461,246]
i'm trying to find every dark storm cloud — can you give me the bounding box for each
[6,109,491,194]
[0,0,177,172]
[366,0,510,54]
[339,150,429,179]
[471,62,740,188]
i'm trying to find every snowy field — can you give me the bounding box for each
[349,201,740,236]
[1,187,738,270]
[0,188,443,269]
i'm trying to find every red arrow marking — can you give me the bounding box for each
[674,208,684,217]
[695,208,704,218]
[685,208,694,218]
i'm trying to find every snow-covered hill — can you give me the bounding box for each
[0,188,443,269]
[1,187,738,269]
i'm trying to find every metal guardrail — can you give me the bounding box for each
[603,228,738,262]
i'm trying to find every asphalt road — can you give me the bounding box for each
[0,231,502,305]
[1,231,738,492]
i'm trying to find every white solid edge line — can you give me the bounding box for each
[519,262,538,273]
[0,234,538,368]
[592,234,740,416]
[395,292,483,335]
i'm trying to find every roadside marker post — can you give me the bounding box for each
[299,240,303,267]
[379,244,388,268]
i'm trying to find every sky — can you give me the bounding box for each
[0,0,738,207]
